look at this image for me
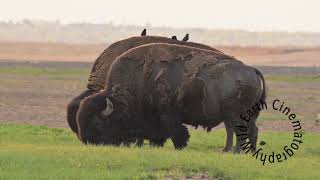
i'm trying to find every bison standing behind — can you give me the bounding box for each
[67,36,221,136]
[75,43,266,152]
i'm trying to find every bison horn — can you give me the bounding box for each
[101,98,114,116]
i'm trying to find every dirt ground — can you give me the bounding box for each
[0,42,319,67]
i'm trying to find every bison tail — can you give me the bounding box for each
[253,67,266,103]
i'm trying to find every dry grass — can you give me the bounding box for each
[0,42,105,62]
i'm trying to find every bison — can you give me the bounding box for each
[67,36,221,142]
[75,43,266,152]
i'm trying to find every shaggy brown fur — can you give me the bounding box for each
[77,43,265,151]
[88,36,221,91]
[67,36,222,140]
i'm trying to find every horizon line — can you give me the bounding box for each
[1,18,320,34]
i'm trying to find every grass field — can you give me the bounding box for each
[0,123,319,179]
[0,63,319,179]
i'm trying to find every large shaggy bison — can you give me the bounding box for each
[67,36,221,136]
[76,43,266,152]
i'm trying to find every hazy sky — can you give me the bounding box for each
[1,0,319,32]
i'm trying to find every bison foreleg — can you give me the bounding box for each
[159,113,189,149]
[170,124,190,150]
[135,138,167,148]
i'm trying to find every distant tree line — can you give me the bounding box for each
[0,20,319,46]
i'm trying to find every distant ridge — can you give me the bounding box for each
[1,20,320,46]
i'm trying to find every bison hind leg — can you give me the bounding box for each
[248,115,259,152]
[222,121,234,152]
[248,124,258,152]
[171,124,190,150]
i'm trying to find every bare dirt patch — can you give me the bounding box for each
[220,46,320,67]
[0,42,105,62]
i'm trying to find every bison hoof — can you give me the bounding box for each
[233,147,243,154]
[222,147,233,152]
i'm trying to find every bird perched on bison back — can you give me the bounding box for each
[171,36,177,40]
[182,34,189,41]
[141,29,146,36]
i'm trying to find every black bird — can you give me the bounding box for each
[182,33,189,41]
[141,29,146,36]
[171,36,177,40]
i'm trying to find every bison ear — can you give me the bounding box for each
[101,98,114,116]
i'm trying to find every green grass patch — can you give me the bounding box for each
[0,123,319,179]
[1,67,319,83]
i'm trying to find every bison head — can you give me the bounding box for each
[76,90,141,145]
[66,89,97,134]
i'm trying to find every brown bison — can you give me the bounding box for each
[67,36,221,137]
[76,43,266,151]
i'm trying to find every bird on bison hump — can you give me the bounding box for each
[67,36,222,147]
[141,29,147,36]
[75,43,266,152]
[171,36,177,40]
[182,34,189,41]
